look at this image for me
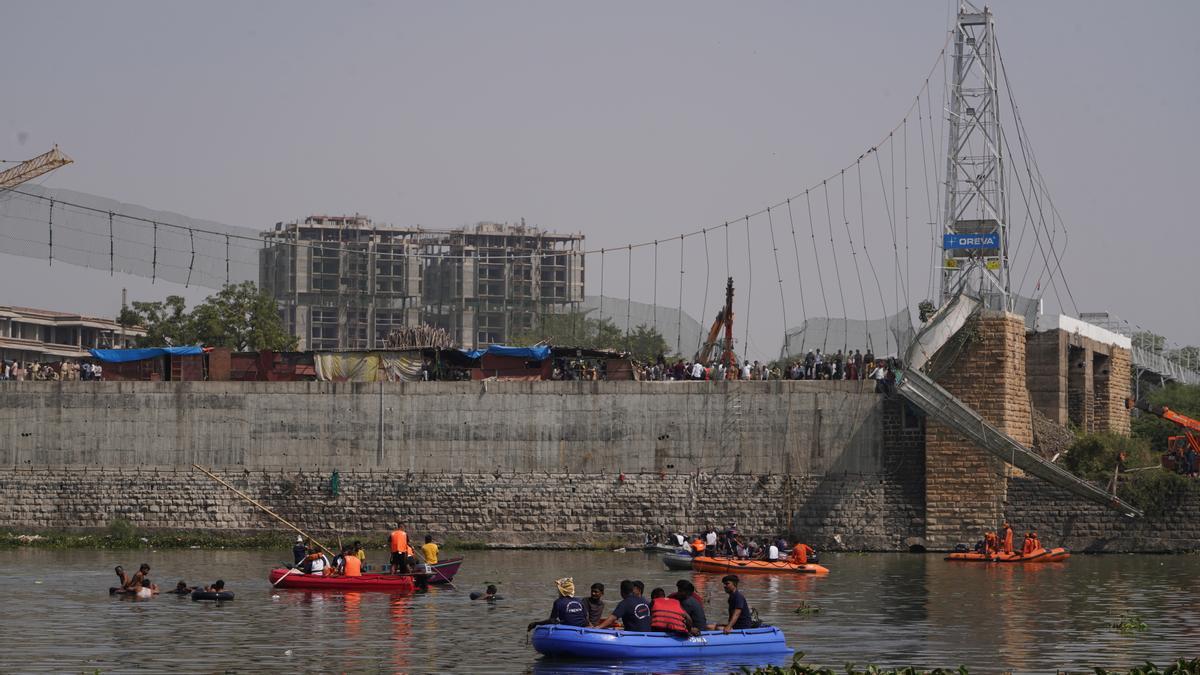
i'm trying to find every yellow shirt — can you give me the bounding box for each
[421,542,439,564]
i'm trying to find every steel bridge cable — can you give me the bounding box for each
[875,145,908,330]
[743,215,753,361]
[677,235,684,356]
[765,207,788,353]
[839,169,869,348]
[916,92,937,302]
[652,240,658,332]
[857,160,889,354]
[698,229,710,356]
[998,42,1077,315]
[821,181,847,354]
[625,245,632,351]
[785,198,808,328]
[599,248,605,325]
[804,190,831,351]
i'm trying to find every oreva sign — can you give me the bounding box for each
[943,232,999,249]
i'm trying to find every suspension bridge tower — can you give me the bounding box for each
[938,3,1009,309]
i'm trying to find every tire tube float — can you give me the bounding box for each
[191,590,235,601]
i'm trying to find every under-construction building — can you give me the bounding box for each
[260,216,584,350]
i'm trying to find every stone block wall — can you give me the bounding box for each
[1026,329,1131,436]
[0,466,924,550]
[1026,330,1068,426]
[1095,348,1132,435]
[924,311,1032,549]
[1005,476,1200,552]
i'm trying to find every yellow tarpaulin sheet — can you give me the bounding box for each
[313,352,425,382]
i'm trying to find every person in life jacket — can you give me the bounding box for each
[340,546,362,577]
[649,587,693,638]
[527,577,588,631]
[389,524,410,574]
[690,536,706,557]
[1021,532,1035,556]
[789,542,815,565]
[1000,522,1015,555]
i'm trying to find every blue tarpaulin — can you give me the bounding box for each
[458,345,551,361]
[88,346,204,363]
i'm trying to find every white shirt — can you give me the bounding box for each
[768,545,780,560]
[690,362,704,379]
[705,531,717,546]
[309,555,327,574]
[740,365,751,379]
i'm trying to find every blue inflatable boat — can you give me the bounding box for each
[530,625,792,659]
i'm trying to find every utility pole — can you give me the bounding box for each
[939,3,1009,310]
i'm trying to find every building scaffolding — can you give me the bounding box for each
[260,216,583,350]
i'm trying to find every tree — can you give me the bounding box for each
[511,309,627,353]
[123,283,296,351]
[1131,330,1166,354]
[1167,346,1200,371]
[625,324,670,362]
[122,295,192,346]
[188,281,297,351]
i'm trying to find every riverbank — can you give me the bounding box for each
[0,525,626,552]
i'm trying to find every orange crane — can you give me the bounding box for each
[1125,398,1200,471]
[0,145,73,189]
[695,277,736,369]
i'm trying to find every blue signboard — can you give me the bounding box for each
[943,233,999,249]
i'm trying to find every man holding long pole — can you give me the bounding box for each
[389,523,411,574]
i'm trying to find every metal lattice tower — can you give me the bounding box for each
[939,3,1009,309]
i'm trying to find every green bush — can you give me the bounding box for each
[740,654,967,675]
[1118,470,1200,519]
[1063,433,1155,480]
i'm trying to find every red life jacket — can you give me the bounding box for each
[650,597,689,633]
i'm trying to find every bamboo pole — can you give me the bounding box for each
[191,464,335,555]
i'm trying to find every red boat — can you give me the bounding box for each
[268,568,417,592]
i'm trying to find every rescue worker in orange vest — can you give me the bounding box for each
[649,587,692,638]
[789,542,815,565]
[1030,530,1042,553]
[389,524,411,574]
[690,536,706,557]
[341,547,362,577]
[1021,531,1035,556]
[983,531,998,556]
[1000,521,1014,555]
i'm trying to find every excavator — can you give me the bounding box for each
[695,277,737,369]
[1125,398,1200,472]
[0,145,73,190]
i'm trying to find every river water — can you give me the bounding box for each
[1,548,1196,673]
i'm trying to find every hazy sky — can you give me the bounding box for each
[3,1,1198,358]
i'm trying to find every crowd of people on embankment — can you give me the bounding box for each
[559,349,902,389]
[0,359,102,381]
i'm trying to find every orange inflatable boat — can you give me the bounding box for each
[691,556,830,575]
[944,547,1070,563]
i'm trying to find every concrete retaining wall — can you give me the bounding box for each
[0,380,884,475]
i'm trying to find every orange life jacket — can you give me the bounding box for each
[390,529,408,553]
[650,597,689,633]
[791,543,812,564]
[343,555,362,577]
[691,539,705,554]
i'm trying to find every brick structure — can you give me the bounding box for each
[924,311,1033,549]
[1025,315,1131,436]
